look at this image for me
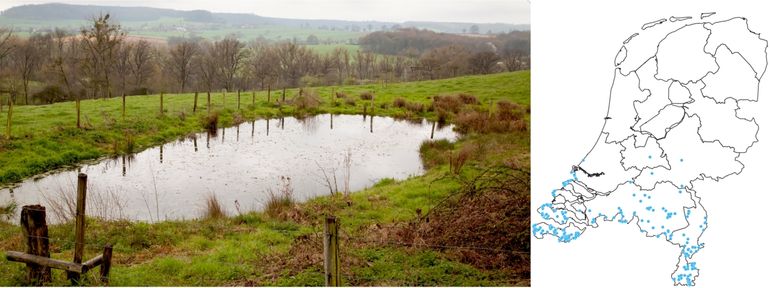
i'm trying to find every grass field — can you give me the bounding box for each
[0,71,530,286]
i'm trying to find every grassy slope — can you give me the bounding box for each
[0,71,530,286]
[0,71,529,186]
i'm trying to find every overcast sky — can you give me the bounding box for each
[0,0,530,24]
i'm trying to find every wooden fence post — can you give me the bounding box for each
[323,216,340,286]
[267,85,271,103]
[252,91,256,106]
[193,91,198,113]
[122,93,126,120]
[100,244,113,285]
[159,92,164,115]
[21,205,51,285]
[282,87,286,102]
[68,173,87,283]
[237,89,241,110]
[207,91,212,113]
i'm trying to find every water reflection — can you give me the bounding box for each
[0,114,457,223]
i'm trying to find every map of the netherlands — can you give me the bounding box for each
[533,13,767,286]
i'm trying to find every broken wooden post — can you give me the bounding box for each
[323,216,340,286]
[68,173,88,283]
[100,244,113,284]
[21,205,51,285]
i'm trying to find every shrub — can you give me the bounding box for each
[129,87,152,96]
[33,85,68,104]
[300,75,321,87]
[393,97,407,108]
[359,91,374,100]
[432,95,463,114]
[345,97,357,106]
[457,93,480,105]
[496,100,525,121]
[336,91,348,98]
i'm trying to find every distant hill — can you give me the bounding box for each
[0,3,529,34]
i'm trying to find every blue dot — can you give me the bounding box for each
[649,155,652,159]
[680,158,684,162]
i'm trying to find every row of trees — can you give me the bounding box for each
[0,16,528,107]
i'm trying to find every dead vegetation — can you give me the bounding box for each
[389,165,530,273]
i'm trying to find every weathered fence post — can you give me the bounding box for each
[207,91,212,113]
[267,85,271,103]
[159,92,164,115]
[222,90,226,108]
[122,93,126,120]
[100,244,113,284]
[21,205,51,285]
[237,89,241,110]
[68,173,88,283]
[282,87,286,102]
[193,91,198,113]
[252,91,256,106]
[323,216,340,286]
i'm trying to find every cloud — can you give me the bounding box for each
[0,0,529,23]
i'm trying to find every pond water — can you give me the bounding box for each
[0,114,457,223]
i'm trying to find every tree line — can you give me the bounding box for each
[0,15,529,107]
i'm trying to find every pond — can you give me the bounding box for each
[0,114,457,223]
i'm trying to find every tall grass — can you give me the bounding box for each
[265,176,295,219]
[203,193,226,220]
[0,200,17,221]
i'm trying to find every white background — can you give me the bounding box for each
[531,0,770,287]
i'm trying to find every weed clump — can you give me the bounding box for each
[336,91,348,99]
[359,91,374,100]
[203,193,226,219]
[405,102,425,113]
[292,89,322,110]
[345,97,357,106]
[202,112,219,133]
[265,176,303,222]
[393,97,407,108]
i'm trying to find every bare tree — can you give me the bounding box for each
[247,42,278,90]
[129,40,153,92]
[468,51,500,74]
[11,35,47,104]
[113,42,132,96]
[80,13,125,99]
[167,40,199,92]
[212,38,246,91]
[0,28,13,62]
